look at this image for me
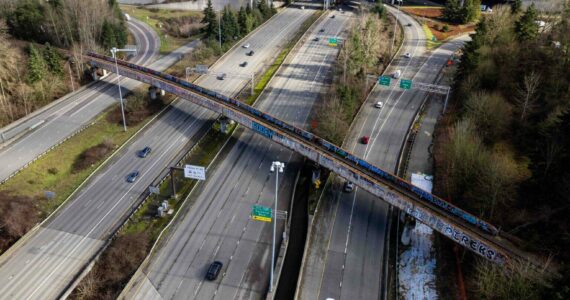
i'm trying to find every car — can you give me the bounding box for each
[343,181,354,193]
[331,15,335,18]
[217,73,227,80]
[361,136,369,144]
[240,61,248,67]
[393,69,402,79]
[313,37,320,42]
[247,50,255,56]
[126,171,140,183]
[375,101,384,108]
[406,23,412,27]
[206,261,223,280]
[338,8,343,12]
[319,28,325,32]
[403,52,412,58]
[138,146,151,158]
[242,43,250,48]
[301,5,305,9]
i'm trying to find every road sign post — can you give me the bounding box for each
[184,164,206,180]
[251,204,272,222]
[328,37,338,47]
[379,76,391,86]
[400,79,413,90]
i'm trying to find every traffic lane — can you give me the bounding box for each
[0,19,162,182]
[139,11,351,298]
[198,8,313,87]
[0,228,103,299]
[316,7,428,299]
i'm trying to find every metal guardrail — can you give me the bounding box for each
[87,53,539,267]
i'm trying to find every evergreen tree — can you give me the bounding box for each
[515,4,539,41]
[443,0,462,23]
[461,0,481,23]
[238,7,248,36]
[114,23,128,48]
[221,6,238,43]
[270,2,277,15]
[257,0,271,20]
[6,0,47,43]
[202,0,219,40]
[42,43,63,76]
[511,0,522,14]
[27,44,46,83]
[101,20,117,50]
[246,2,252,15]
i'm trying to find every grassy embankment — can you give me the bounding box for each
[120,5,204,54]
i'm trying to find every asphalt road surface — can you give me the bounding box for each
[122,9,352,300]
[297,5,431,300]
[0,7,314,300]
[0,18,162,183]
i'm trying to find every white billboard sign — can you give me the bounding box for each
[184,164,206,180]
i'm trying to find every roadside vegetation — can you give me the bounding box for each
[433,3,570,298]
[0,0,127,127]
[70,4,317,300]
[315,5,399,145]
[119,5,204,54]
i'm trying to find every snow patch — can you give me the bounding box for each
[398,173,438,300]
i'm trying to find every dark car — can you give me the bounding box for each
[343,181,354,193]
[313,37,320,42]
[126,171,140,183]
[319,28,325,32]
[361,136,369,144]
[217,73,227,80]
[247,50,255,56]
[206,261,223,280]
[138,146,151,158]
[407,23,412,27]
[331,15,335,18]
[240,61,248,67]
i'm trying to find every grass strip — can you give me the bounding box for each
[423,23,443,49]
[0,103,154,219]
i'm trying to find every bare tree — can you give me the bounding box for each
[515,71,541,121]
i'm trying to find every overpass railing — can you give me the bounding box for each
[87,52,533,266]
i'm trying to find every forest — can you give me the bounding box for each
[434,3,570,298]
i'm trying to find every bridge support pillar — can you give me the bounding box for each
[148,86,159,100]
[91,67,99,81]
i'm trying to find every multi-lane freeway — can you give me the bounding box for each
[121,7,352,300]
[296,5,458,300]
[0,19,165,183]
[0,7,314,300]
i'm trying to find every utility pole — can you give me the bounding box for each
[269,161,284,293]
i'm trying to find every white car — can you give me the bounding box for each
[242,43,250,48]
[375,101,384,108]
[301,5,305,9]
[393,69,402,79]
[403,52,412,58]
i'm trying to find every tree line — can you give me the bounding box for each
[201,0,276,46]
[436,3,570,298]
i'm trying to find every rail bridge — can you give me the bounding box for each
[88,52,536,267]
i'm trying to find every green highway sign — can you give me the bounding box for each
[252,204,272,222]
[379,76,391,86]
[328,37,338,46]
[400,79,413,90]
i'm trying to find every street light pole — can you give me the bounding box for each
[111,47,127,132]
[270,161,284,293]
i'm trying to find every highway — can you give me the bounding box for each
[0,7,314,300]
[0,18,163,183]
[297,6,432,299]
[121,8,352,300]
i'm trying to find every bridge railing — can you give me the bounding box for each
[87,53,534,266]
